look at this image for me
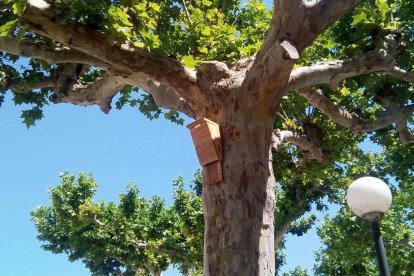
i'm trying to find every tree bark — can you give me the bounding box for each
[202,106,275,275]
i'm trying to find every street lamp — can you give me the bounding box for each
[346,176,392,276]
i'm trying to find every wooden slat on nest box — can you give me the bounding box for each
[204,161,223,185]
[187,118,222,166]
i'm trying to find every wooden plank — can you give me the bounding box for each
[189,122,212,147]
[206,120,220,139]
[195,141,219,166]
[186,117,219,130]
[206,121,222,160]
[204,161,223,185]
[186,118,206,129]
[212,137,222,161]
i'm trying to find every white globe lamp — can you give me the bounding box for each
[346,176,392,220]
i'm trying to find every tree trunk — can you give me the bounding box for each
[202,109,275,275]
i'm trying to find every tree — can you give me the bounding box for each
[31,172,204,276]
[1,0,414,274]
[282,267,309,276]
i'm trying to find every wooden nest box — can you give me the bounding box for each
[187,118,223,185]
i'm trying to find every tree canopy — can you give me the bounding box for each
[31,172,204,275]
[0,0,272,126]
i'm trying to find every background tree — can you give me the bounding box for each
[31,172,204,276]
[1,0,414,274]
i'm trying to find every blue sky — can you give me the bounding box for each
[1,91,324,275]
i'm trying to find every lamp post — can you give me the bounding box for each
[346,176,392,276]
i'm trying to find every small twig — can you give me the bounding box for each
[181,0,193,25]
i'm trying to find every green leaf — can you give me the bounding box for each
[201,26,211,36]
[0,19,17,36]
[181,55,200,68]
[21,107,43,128]
[325,39,336,50]
[340,87,350,96]
[375,0,389,17]
[12,2,26,15]
[351,12,367,26]
[203,0,213,7]
[149,3,160,12]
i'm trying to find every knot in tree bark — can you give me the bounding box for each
[197,61,231,83]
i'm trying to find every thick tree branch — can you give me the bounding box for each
[243,0,362,107]
[274,221,291,247]
[123,73,196,118]
[272,129,327,163]
[297,88,359,129]
[50,73,125,114]
[21,2,202,107]
[48,67,196,116]
[288,34,401,90]
[359,106,414,135]
[6,76,55,93]
[0,37,106,66]
[146,82,195,118]
[297,88,414,143]
[387,66,414,84]
[377,95,414,144]
[395,123,414,145]
[275,0,362,51]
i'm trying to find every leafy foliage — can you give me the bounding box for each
[31,172,204,275]
[282,266,310,276]
[0,0,272,126]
